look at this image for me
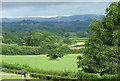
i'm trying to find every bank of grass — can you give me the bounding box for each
[2,54,83,71]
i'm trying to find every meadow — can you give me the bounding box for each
[2,54,83,72]
[70,37,88,42]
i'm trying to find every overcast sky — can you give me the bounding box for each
[2,2,112,17]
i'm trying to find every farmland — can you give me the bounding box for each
[1,1,120,80]
[2,54,83,72]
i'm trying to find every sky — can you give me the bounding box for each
[2,2,112,18]
[2,0,119,2]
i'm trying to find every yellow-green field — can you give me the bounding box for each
[2,54,82,72]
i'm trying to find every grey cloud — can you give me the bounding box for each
[2,2,111,17]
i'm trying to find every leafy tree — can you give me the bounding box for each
[2,31,23,45]
[77,2,120,75]
[25,31,61,46]
[25,31,44,46]
[41,42,69,60]
[46,44,64,60]
[64,33,71,37]
[63,38,73,45]
[76,31,88,38]
[76,30,92,38]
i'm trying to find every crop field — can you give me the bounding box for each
[2,54,83,72]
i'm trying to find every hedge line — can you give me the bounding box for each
[2,43,85,55]
[77,71,119,79]
[2,62,77,77]
[3,68,119,80]
[2,62,119,80]
[2,68,77,80]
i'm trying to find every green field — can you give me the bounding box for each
[2,54,82,72]
[70,37,88,42]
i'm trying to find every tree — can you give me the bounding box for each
[2,31,23,45]
[25,31,61,46]
[46,44,64,60]
[76,31,88,38]
[77,2,120,75]
[25,31,44,46]
[63,38,73,45]
[41,42,69,60]
[76,30,93,38]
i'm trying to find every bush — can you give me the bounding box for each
[100,74,118,79]
[77,71,100,79]
[2,62,30,70]
[2,43,46,55]
[2,44,22,55]
[21,46,44,55]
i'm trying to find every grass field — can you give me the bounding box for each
[70,37,88,43]
[2,54,83,72]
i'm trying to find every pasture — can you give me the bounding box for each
[70,37,88,42]
[2,54,83,72]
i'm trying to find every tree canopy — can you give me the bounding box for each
[77,2,120,75]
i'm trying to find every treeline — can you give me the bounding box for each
[2,43,85,55]
[2,30,60,45]
[2,20,90,33]
[76,30,93,38]
[2,30,91,46]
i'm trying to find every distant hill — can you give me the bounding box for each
[2,20,90,33]
[1,14,104,22]
[2,14,104,33]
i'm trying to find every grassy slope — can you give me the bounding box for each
[2,54,82,72]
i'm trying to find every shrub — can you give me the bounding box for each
[2,44,22,55]
[77,71,100,79]
[2,43,46,55]
[100,74,118,79]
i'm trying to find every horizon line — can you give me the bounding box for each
[0,14,105,18]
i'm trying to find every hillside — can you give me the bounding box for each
[2,20,90,33]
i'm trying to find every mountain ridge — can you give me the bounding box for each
[1,14,104,22]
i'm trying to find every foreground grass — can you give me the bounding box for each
[2,54,83,72]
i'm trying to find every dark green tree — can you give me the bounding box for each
[63,38,73,45]
[2,31,23,45]
[76,31,88,38]
[41,42,69,60]
[25,31,61,46]
[25,31,44,46]
[77,2,120,75]
[46,44,64,60]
